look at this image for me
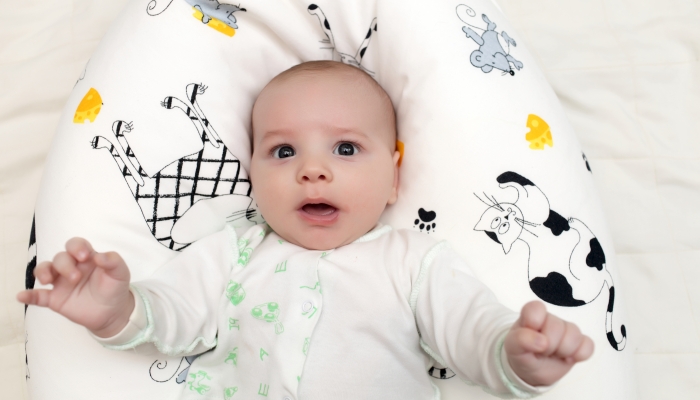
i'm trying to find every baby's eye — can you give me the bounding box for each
[333,142,359,156]
[273,145,295,159]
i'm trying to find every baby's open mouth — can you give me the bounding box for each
[301,203,337,216]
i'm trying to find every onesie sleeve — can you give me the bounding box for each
[411,242,548,398]
[91,223,263,357]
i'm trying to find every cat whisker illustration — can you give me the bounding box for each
[226,209,257,223]
[515,217,537,227]
[485,193,504,212]
[518,224,539,238]
[481,192,492,204]
[226,211,249,220]
[473,192,494,208]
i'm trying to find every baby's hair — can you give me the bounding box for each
[253,61,397,142]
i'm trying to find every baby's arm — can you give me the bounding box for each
[18,225,246,357]
[413,244,592,397]
[16,238,134,338]
[504,301,593,387]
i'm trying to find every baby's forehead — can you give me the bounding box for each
[252,62,396,143]
[263,67,383,102]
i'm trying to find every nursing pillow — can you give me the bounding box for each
[24,0,635,398]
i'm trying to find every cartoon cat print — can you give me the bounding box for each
[91,83,259,251]
[307,4,377,75]
[474,171,626,351]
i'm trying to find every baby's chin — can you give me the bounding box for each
[273,223,374,251]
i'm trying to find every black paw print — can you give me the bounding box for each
[414,208,437,233]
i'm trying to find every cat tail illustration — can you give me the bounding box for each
[605,282,627,351]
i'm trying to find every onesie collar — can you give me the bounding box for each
[352,223,392,244]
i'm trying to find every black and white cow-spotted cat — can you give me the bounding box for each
[474,171,627,351]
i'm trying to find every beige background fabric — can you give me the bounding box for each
[1,0,698,399]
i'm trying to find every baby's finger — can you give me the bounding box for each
[540,313,566,357]
[505,327,549,356]
[517,301,548,331]
[52,252,81,282]
[16,289,53,308]
[572,335,595,362]
[33,261,58,285]
[553,322,583,360]
[65,237,95,263]
[94,251,130,281]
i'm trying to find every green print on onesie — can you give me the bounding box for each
[303,337,310,355]
[258,383,270,396]
[226,281,246,306]
[274,260,287,273]
[187,370,212,395]
[251,302,284,334]
[224,387,238,399]
[300,281,321,293]
[225,348,238,366]
[237,238,253,266]
[229,318,240,330]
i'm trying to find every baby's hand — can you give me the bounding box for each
[17,238,134,338]
[504,301,594,387]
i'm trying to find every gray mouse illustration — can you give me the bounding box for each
[186,0,246,28]
[459,11,523,76]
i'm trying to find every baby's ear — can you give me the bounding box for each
[387,150,401,205]
[395,140,404,167]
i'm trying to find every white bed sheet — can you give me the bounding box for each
[2,0,698,398]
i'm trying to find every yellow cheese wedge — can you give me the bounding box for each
[73,88,103,124]
[525,114,553,150]
[193,9,236,37]
[396,140,405,167]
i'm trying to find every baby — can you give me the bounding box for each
[18,61,593,399]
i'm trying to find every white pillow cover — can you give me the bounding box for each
[24,0,635,398]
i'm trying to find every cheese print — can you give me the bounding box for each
[192,7,236,37]
[73,88,102,124]
[525,114,553,150]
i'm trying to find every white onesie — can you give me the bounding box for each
[95,223,546,399]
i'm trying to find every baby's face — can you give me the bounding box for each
[251,70,399,250]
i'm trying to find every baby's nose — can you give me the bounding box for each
[298,160,332,183]
[302,172,327,182]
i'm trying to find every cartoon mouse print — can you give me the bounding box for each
[150,355,200,385]
[456,4,523,76]
[147,0,246,33]
[91,83,259,251]
[189,0,246,28]
[307,4,377,75]
[474,171,626,351]
[147,0,174,16]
